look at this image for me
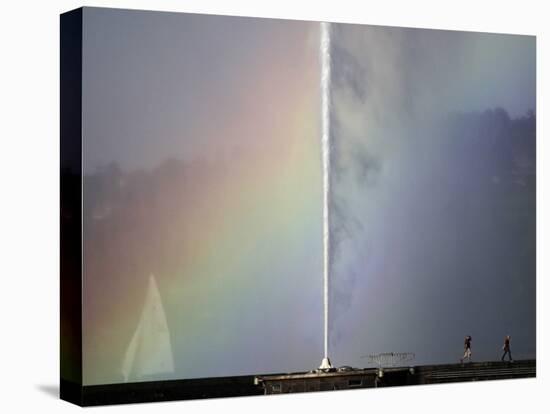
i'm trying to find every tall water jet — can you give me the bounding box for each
[319,21,333,371]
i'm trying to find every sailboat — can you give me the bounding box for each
[121,274,175,382]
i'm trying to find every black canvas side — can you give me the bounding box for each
[60,7,83,406]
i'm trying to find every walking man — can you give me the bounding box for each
[461,335,472,363]
[501,335,513,362]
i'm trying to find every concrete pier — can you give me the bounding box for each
[76,360,535,405]
[256,360,536,394]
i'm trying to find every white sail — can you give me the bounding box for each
[121,274,175,382]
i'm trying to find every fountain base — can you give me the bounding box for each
[318,357,334,371]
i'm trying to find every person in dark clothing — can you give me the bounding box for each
[501,335,513,362]
[461,335,472,363]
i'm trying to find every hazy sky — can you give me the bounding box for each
[80,8,535,385]
[82,8,320,172]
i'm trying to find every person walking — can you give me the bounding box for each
[461,335,472,363]
[501,335,513,362]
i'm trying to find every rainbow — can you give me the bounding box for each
[82,22,323,385]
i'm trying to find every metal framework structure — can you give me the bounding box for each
[362,352,416,368]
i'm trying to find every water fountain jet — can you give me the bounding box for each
[319,20,333,371]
